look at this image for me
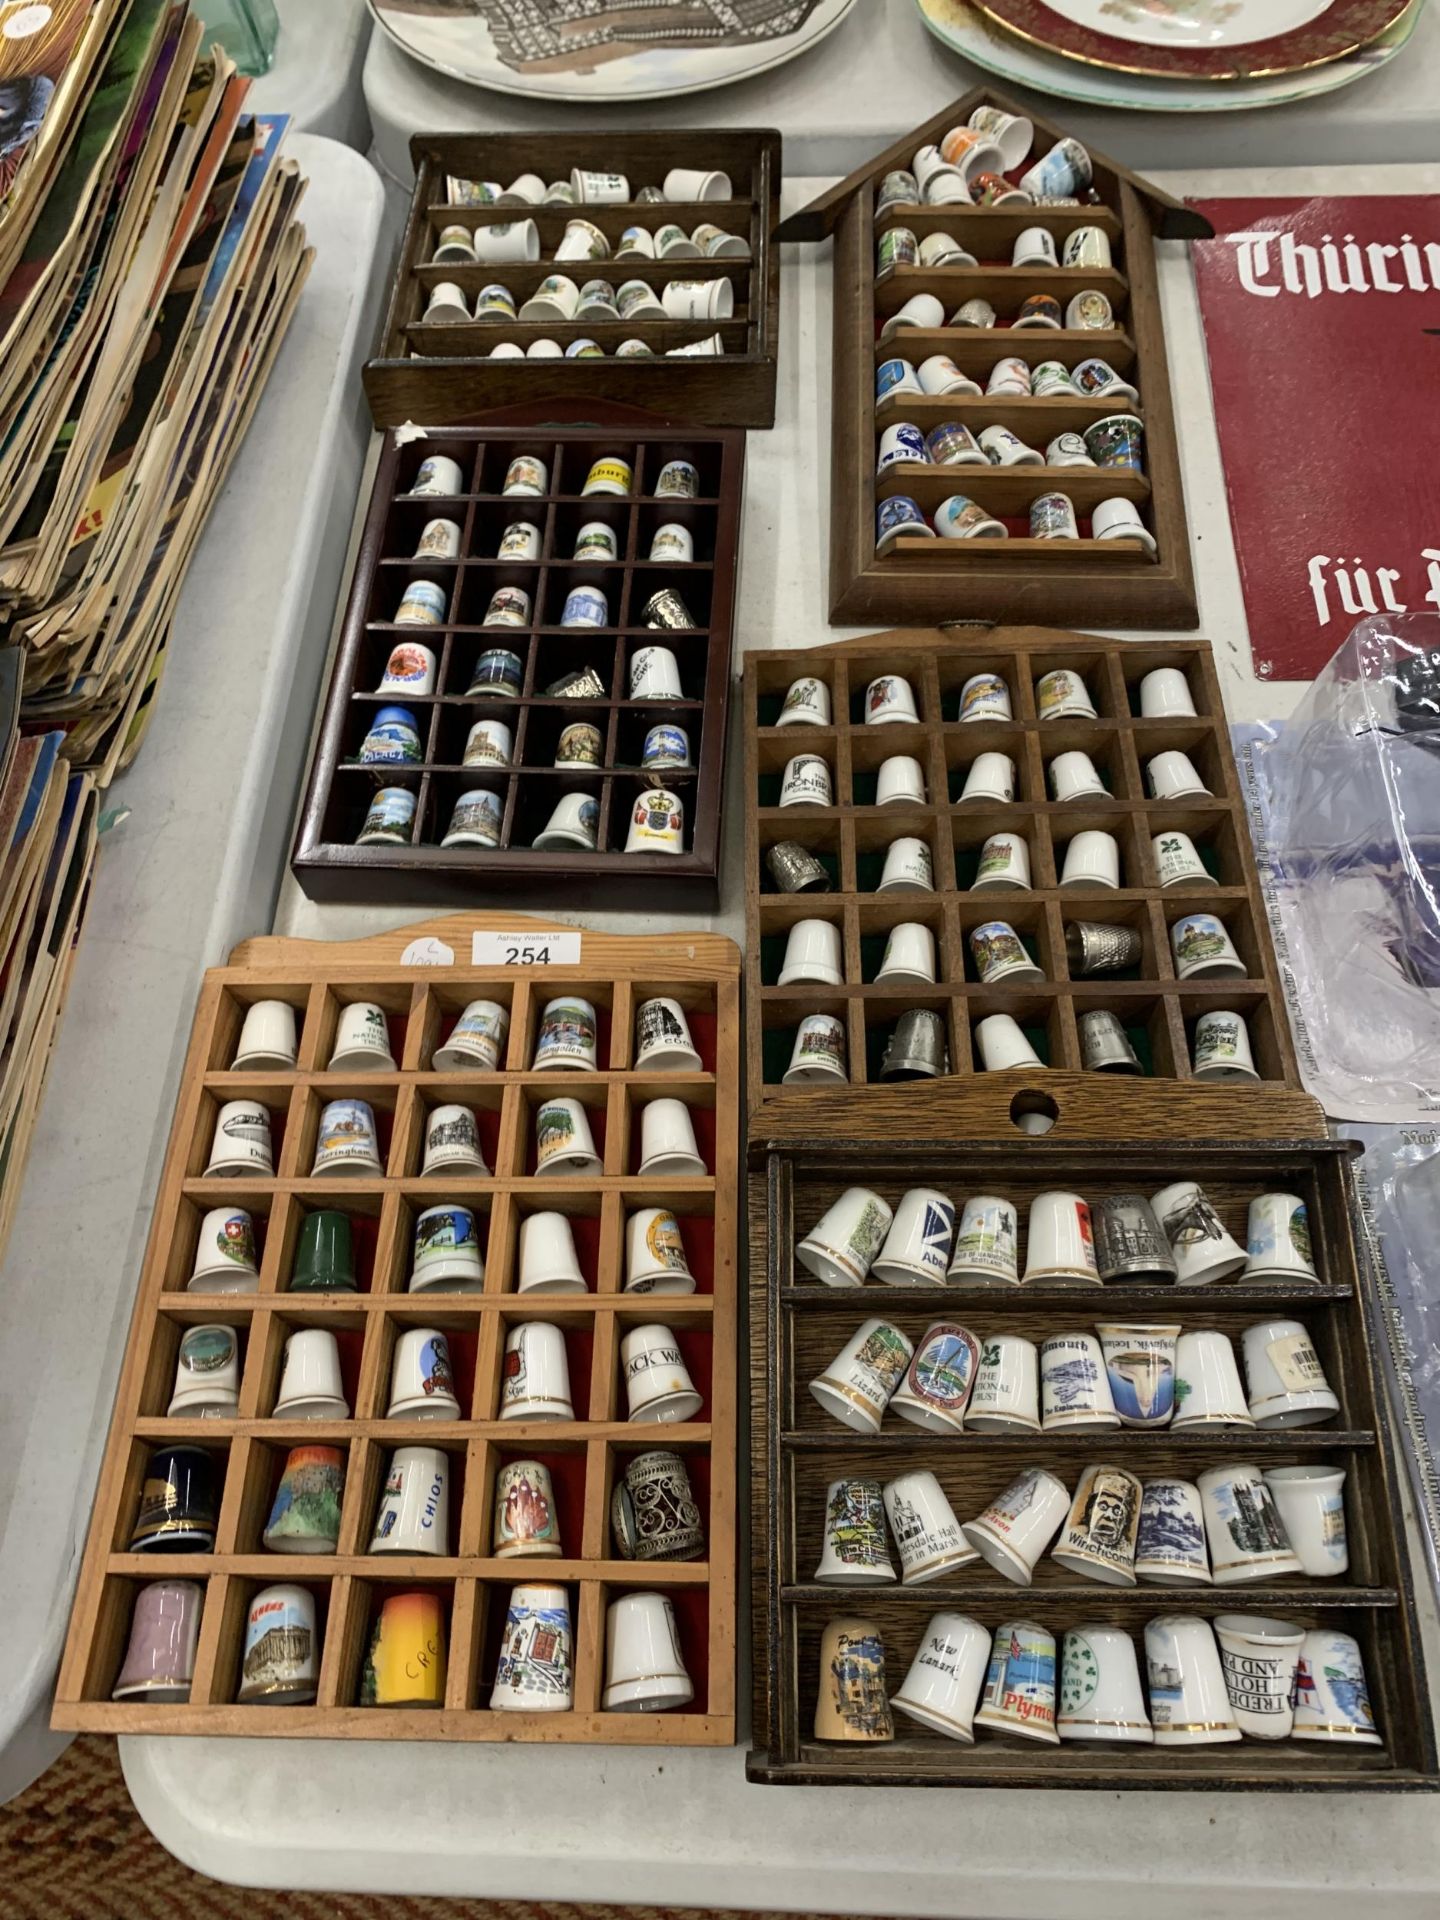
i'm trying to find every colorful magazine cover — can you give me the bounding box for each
[0,0,99,208]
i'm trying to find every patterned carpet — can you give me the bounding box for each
[0,1736,832,1920]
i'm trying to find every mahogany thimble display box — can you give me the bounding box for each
[776,86,1209,626]
[365,130,781,429]
[746,1098,1438,1790]
[743,627,1298,1127]
[52,915,739,1744]
[291,420,742,907]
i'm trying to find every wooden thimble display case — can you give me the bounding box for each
[743,628,1298,1126]
[366,131,781,429]
[292,420,742,906]
[747,1107,1438,1789]
[54,916,739,1745]
[777,86,1208,626]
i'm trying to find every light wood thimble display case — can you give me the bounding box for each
[744,628,1298,1128]
[54,916,738,1744]
[747,1107,1438,1790]
[366,130,781,429]
[777,86,1208,626]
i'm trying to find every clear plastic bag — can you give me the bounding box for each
[1243,611,1440,1121]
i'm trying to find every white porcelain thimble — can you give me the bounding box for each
[1292,1629,1381,1744]
[630,645,682,699]
[815,1478,896,1584]
[783,1013,847,1084]
[188,1207,259,1293]
[808,1317,912,1432]
[1057,1627,1153,1744]
[516,1212,588,1294]
[1198,1463,1303,1583]
[1145,1614,1241,1746]
[1051,1463,1143,1586]
[1170,912,1245,980]
[275,1327,349,1420]
[1049,751,1107,803]
[974,1013,1043,1073]
[1036,667,1098,721]
[884,1471,978,1584]
[311,1098,383,1176]
[1192,1009,1260,1083]
[422,280,471,323]
[499,1322,573,1421]
[409,1203,484,1293]
[1243,1193,1318,1282]
[1012,224,1058,267]
[204,1100,273,1177]
[602,1592,694,1712]
[1214,1613,1305,1740]
[1150,1181,1247,1284]
[422,1104,487,1176]
[637,1098,705,1177]
[370,1446,449,1554]
[962,1467,1069,1584]
[778,918,844,986]
[879,292,945,342]
[877,836,934,893]
[959,753,1015,803]
[1023,1191,1100,1284]
[865,674,920,725]
[1241,1317,1339,1427]
[533,996,599,1072]
[1059,830,1121,889]
[874,755,926,807]
[232,1000,298,1071]
[625,1207,695,1295]
[386,1327,461,1420]
[1262,1466,1348,1578]
[890,1322,981,1432]
[534,1097,602,1176]
[948,1195,1020,1283]
[872,1189,955,1285]
[1140,667,1197,718]
[1134,1479,1211,1586]
[876,921,937,985]
[1153,829,1212,888]
[970,829,1030,891]
[778,753,834,808]
[433,999,509,1073]
[634,997,702,1071]
[1172,1329,1252,1430]
[968,921,1042,986]
[166,1324,240,1417]
[533,792,599,851]
[776,675,831,727]
[622,1323,703,1423]
[1146,749,1211,799]
[796,1188,894,1287]
[1040,1332,1119,1431]
[965,1333,1040,1432]
[328,1002,396,1073]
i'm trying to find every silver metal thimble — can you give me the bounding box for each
[1066,920,1143,976]
[546,665,608,698]
[766,841,831,893]
[1092,1193,1178,1283]
[879,1007,948,1080]
[642,588,697,631]
[1079,1009,1142,1073]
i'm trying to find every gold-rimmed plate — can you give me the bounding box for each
[968,0,1415,79]
[915,0,1424,107]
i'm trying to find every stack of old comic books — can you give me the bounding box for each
[0,0,313,1252]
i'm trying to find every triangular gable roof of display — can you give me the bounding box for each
[775,82,1213,243]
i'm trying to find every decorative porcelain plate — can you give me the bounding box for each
[367,0,858,101]
[968,0,1415,78]
[915,0,1423,107]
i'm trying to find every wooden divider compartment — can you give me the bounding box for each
[366,130,781,429]
[293,420,742,906]
[54,915,739,1745]
[747,1127,1437,1789]
[774,84,1205,626]
[743,628,1297,1127]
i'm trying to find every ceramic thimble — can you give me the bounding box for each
[776,675,831,727]
[1023,1192,1099,1284]
[188,1207,259,1292]
[493,1459,562,1558]
[1197,1463,1303,1583]
[796,1188,894,1288]
[815,1478,895,1584]
[410,1203,484,1293]
[625,1207,695,1295]
[1057,1628,1153,1744]
[236,1584,319,1704]
[813,1619,894,1742]
[129,1445,220,1552]
[602,1592,694,1712]
[778,753,833,808]
[974,1013,1043,1073]
[1134,1479,1211,1586]
[891,1611,989,1744]
[974,1619,1060,1744]
[875,921,937,985]
[112,1580,202,1701]
[263,1445,345,1553]
[809,1318,912,1433]
[970,829,1030,891]
[621,1323,702,1423]
[311,1098,383,1176]
[388,1328,461,1421]
[634,996,702,1071]
[966,1333,1040,1433]
[884,1470,978,1584]
[370,1447,449,1554]
[433,998,509,1073]
[1051,1463,1143,1586]
[167,1325,240,1418]
[891,1322,981,1433]
[1150,1182,1247,1284]
[1144,1614,1240,1746]
[1262,1465,1348,1577]
[204,1100,273,1177]
[1099,1322,1180,1428]
[1292,1629,1381,1744]
[1040,1333,1119,1432]
[1241,1316,1339,1427]
[233,1000,298,1070]
[275,1327,349,1420]
[783,1013,846,1084]
[1192,1010,1260,1083]
[778,918,843,986]
[422,1104,487,1176]
[872,1189,955,1285]
[948,1195,1019,1284]
[328,1002,395,1073]
[491,1585,573,1711]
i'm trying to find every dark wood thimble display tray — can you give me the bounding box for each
[53,915,739,1745]
[775,85,1207,626]
[743,627,1298,1129]
[747,1106,1438,1789]
[366,130,781,429]
[292,420,742,906]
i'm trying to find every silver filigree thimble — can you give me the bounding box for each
[642,588,697,631]
[879,1007,947,1080]
[546,665,608,699]
[1066,920,1143,976]
[1091,1193,1178,1283]
[766,841,831,893]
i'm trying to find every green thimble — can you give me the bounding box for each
[291,1209,356,1292]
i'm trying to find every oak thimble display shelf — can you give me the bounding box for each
[292,417,742,907]
[53,915,738,1744]
[366,130,781,429]
[776,87,1208,626]
[744,627,1298,1128]
[747,1110,1438,1790]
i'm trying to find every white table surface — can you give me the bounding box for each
[250,0,371,147]
[363,0,1440,186]
[0,136,387,1807]
[120,164,1440,1914]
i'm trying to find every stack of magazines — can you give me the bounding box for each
[0,0,313,1252]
